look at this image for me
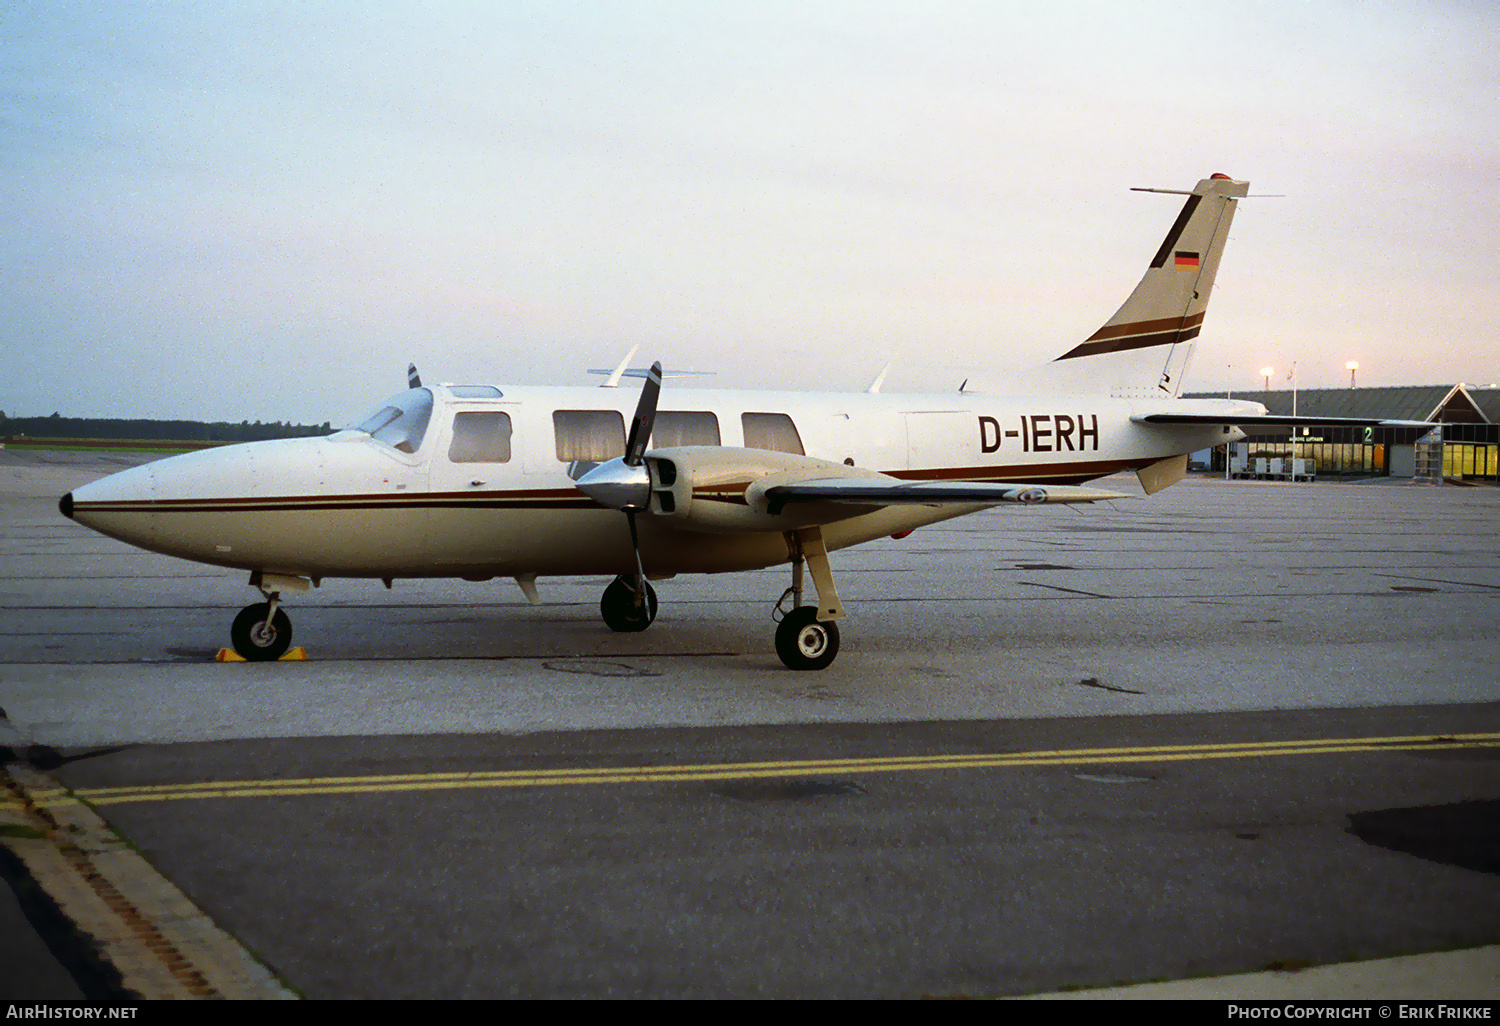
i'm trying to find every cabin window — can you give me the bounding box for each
[553,410,626,462]
[652,411,721,447]
[449,411,512,463]
[741,412,804,455]
[349,388,433,454]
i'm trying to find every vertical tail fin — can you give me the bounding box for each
[1055,174,1248,397]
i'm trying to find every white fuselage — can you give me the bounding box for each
[66,384,1232,580]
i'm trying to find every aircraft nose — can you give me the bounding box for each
[64,461,158,547]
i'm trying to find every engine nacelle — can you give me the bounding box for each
[644,447,886,534]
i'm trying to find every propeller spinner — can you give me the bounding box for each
[574,361,661,511]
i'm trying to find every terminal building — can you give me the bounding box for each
[1185,384,1499,485]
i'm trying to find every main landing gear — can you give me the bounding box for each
[595,529,848,671]
[772,526,845,672]
[600,574,658,632]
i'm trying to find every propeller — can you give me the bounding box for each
[575,362,662,614]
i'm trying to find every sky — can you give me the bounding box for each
[3,0,1498,424]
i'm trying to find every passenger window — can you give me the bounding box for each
[652,411,721,447]
[553,410,626,462]
[741,412,804,455]
[449,411,512,463]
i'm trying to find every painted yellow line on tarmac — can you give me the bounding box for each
[51,731,1500,808]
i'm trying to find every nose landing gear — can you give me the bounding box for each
[230,572,311,660]
[230,600,293,661]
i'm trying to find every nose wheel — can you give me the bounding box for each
[230,600,293,661]
[600,575,658,632]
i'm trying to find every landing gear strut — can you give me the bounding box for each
[600,574,657,632]
[774,526,845,671]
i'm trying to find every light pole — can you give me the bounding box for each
[1261,366,1273,391]
[1347,360,1358,389]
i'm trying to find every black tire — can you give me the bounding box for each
[774,606,840,671]
[600,576,658,632]
[230,602,293,661]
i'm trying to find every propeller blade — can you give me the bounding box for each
[623,361,662,467]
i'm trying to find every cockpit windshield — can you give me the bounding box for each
[348,388,433,454]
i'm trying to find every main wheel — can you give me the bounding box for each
[600,576,658,632]
[230,602,293,661]
[774,606,840,671]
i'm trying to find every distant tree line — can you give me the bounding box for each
[0,410,334,443]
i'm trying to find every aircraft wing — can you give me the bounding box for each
[1133,413,1432,428]
[762,478,1125,510]
[617,447,1126,535]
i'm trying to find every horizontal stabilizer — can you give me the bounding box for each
[588,368,715,380]
[763,478,1125,510]
[1133,414,1433,429]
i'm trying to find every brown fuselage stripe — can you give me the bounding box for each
[72,499,598,513]
[76,487,584,509]
[71,488,592,514]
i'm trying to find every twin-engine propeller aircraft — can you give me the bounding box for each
[60,174,1422,669]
